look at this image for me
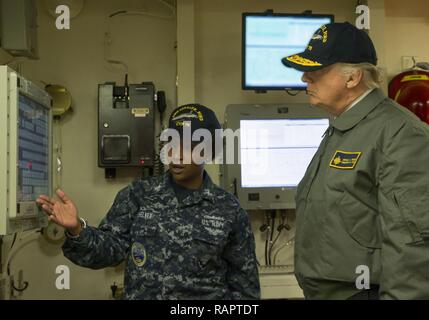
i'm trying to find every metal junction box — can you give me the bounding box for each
[98,82,155,172]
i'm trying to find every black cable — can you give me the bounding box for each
[268,210,276,265]
[10,232,17,249]
[7,229,42,276]
[158,106,164,127]
[269,229,282,265]
[264,231,269,266]
[158,112,165,175]
[260,211,270,266]
[272,211,293,265]
[285,90,300,96]
[155,121,166,176]
[109,10,127,18]
[111,282,118,298]
[284,210,291,231]
[268,211,286,265]
[155,91,167,176]
[11,281,29,292]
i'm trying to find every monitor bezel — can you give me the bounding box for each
[14,75,52,223]
[0,66,52,235]
[242,12,335,91]
[221,103,331,210]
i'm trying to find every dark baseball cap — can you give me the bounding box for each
[281,22,377,72]
[168,104,221,139]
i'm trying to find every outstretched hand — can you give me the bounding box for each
[36,189,81,235]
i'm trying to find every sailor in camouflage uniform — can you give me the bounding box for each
[37,104,260,300]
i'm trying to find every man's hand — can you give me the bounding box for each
[36,189,81,236]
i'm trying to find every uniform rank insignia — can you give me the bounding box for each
[131,242,147,267]
[329,150,361,169]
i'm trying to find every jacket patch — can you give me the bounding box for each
[131,242,147,267]
[329,150,362,169]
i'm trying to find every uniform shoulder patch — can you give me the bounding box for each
[131,242,147,267]
[329,150,362,170]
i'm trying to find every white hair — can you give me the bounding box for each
[338,62,383,89]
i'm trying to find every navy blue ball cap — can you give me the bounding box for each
[281,22,378,72]
[168,104,221,137]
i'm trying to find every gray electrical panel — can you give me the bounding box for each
[98,82,155,177]
[0,0,38,59]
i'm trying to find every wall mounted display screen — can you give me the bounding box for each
[243,13,334,90]
[240,118,329,188]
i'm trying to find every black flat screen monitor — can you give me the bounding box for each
[242,13,334,91]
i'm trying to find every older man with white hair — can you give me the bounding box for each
[282,22,429,300]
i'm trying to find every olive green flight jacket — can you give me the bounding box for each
[295,88,429,299]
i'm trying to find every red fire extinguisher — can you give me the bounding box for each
[389,62,429,124]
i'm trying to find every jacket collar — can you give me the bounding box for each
[331,88,387,132]
[162,170,217,207]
